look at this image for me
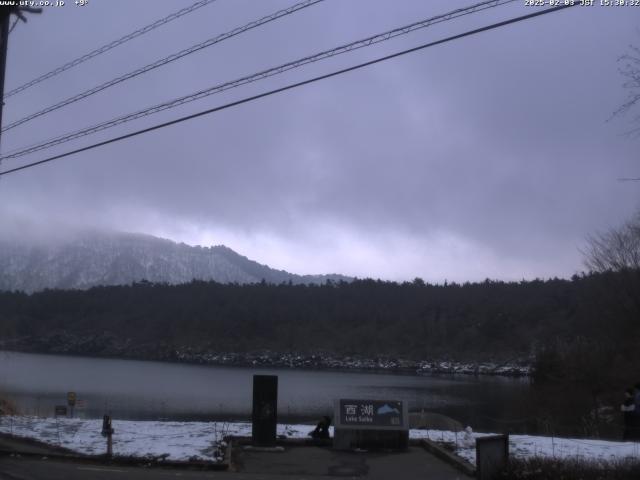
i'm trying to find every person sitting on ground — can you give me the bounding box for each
[309,416,331,439]
[621,388,636,441]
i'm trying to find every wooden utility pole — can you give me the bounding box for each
[0,6,41,151]
[0,10,10,150]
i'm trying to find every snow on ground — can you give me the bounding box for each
[1,416,639,465]
[410,429,640,465]
[0,416,311,462]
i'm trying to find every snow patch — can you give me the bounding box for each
[1,416,639,465]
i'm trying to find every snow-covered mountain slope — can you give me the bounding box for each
[0,230,350,293]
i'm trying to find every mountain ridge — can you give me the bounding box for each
[0,229,351,293]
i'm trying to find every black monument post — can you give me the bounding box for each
[252,375,278,446]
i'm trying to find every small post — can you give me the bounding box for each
[101,415,114,457]
[67,391,76,419]
[55,416,61,446]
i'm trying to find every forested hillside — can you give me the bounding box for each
[1,272,638,389]
[0,230,350,293]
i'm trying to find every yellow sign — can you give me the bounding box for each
[67,391,77,406]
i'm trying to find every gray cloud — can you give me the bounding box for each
[1,0,639,281]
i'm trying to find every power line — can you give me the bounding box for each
[3,0,219,100]
[1,0,324,133]
[0,4,577,178]
[1,0,517,161]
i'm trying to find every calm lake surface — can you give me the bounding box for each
[0,350,530,429]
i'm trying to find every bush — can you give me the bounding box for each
[499,457,640,480]
[0,395,17,415]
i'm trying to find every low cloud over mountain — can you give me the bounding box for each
[0,230,350,293]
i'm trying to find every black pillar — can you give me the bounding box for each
[0,12,10,149]
[251,374,278,446]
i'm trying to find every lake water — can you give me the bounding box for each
[0,350,530,430]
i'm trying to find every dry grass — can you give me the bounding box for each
[0,395,17,415]
[498,457,640,480]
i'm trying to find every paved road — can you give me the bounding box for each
[236,446,467,480]
[0,456,296,480]
[0,434,470,480]
[0,435,71,456]
[0,449,469,480]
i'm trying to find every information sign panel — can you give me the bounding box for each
[333,398,409,450]
[337,399,406,429]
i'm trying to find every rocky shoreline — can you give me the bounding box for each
[0,332,531,377]
[173,350,531,377]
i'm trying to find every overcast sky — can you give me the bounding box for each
[0,0,639,282]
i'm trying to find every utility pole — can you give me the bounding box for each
[0,9,11,151]
[0,6,41,153]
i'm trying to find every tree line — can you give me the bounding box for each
[0,272,636,387]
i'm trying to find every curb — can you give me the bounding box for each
[228,435,332,448]
[419,438,476,477]
[0,449,229,470]
[0,432,78,456]
[226,435,334,471]
[0,434,228,471]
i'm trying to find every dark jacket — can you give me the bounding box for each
[622,397,637,440]
[622,397,636,425]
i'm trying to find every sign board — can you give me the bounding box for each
[75,399,86,409]
[335,399,407,430]
[54,405,67,416]
[67,391,77,407]
[333,399,409,450]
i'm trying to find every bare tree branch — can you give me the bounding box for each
[611,41,640,124]
[584,211,640,273]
